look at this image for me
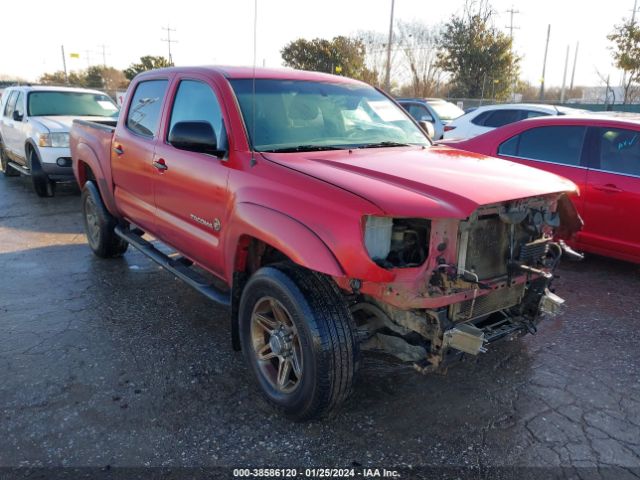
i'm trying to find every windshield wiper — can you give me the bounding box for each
[356,141,411,149]
[261,145,347,153]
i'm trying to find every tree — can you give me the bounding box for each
[281,36,375,81]
[397,21,442,97]
[124,56,173,80]
[39,70,86,86]
[608,16,640,104]
[84,66,129,93]
[436,0,519,100]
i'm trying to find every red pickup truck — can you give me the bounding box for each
[70,66,581,420]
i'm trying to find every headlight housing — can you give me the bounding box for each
[364,216,393,261]
[38,132,69,148]
[364,216,431,268]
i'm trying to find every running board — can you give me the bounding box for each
[8,161,30,175]
[114,226,231,307]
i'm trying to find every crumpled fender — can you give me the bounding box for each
[556,193,583,239]
[223,202,345,282]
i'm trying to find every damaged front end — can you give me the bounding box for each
[341,193,582,374]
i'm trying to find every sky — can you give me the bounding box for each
[0,0,633,88]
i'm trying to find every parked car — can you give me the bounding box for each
[442,103,581,140]
[397,98,464,140]
[70,66,579,420]
[0,86,118,196]
[440,114,640,264]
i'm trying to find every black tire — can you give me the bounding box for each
[29,149,55,197]
[81,181,128,258]
[0,140,19,177]
[239,263,359,421]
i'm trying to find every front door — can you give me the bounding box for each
[581,126,640,261]
[111,78,169,235]
[153,77,230,278]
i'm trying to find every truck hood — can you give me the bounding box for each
[262,145,577,218]
[33,116,116,133]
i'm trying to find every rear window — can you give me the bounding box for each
[126,80,168,138]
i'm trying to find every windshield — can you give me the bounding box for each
[429,101,464,121]
[27,91,119,117]
[230,79,430,152]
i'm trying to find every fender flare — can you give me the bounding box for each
[73,142,119,217]
[224,202,345,281]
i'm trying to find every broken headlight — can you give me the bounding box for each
[364,216,430,268]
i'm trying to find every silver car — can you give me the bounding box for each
[397,98,464,140]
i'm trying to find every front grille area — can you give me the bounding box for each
[451,284,525,322]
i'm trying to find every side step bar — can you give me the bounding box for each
[114,226,231,307]
[8,161,30,175]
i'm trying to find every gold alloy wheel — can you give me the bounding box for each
[250,297,303,393]
[84,196,101,250]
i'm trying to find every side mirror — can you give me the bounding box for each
[13,111,23,122]
[168,121,225,157]
[419,120,435,139]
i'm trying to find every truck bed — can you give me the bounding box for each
[70,118,118,215]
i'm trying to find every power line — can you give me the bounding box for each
[161,25,178,64]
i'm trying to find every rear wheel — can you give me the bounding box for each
[29,150,55,197]
[0,140,19,177]
[239,263,359,421]
[81,181,128,258]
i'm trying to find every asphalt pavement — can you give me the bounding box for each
[1,174,639,479]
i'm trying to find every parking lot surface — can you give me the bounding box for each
[1,175,639,478]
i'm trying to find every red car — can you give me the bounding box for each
[69,66,579,420]
[441,115,640,264]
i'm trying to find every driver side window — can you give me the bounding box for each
[169,80,225,146]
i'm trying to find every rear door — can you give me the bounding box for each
[153,76,231,277]
[580,126,640,261]
[1,91,20,157]
[111,78,169,234]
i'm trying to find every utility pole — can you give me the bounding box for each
[61,45,68,84]
[161,25,178,64]
[632,0,638,22]
[84,50,92,69]
[569,41,579,91]
[539,24,551,101]
[505,5,520,100]
[98,44,108,67]
[505,5,520,39]
[384,0,395,92]
[560,45,569,103]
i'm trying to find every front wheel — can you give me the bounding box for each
[81,181,128,258]
[239,264,359,421]
[29,150,55,197]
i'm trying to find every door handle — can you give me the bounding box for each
[594,183,622,193]
[152,158,168,171]
[112,145,124,155]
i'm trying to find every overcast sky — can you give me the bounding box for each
[1,0,632,88]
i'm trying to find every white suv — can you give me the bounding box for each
[441,103,582,141]
[0,86,118,196]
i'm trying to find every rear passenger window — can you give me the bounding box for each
[498,126,586,166]
[471,110,492,126]
[126,80,168,137]
[3,91,18,118]
[168,80,224,144]
[406,104,433,122]
[597,128,640,177]
[482,109,523,128]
